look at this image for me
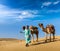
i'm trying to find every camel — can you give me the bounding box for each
[21,26,39,42]
[39,23,55,42]
[29,26,39,42]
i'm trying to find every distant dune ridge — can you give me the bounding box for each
[0,38,18,41]
[0,36,60,51]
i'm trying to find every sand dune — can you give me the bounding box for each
[0,36,60,51]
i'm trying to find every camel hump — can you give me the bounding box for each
[46,24,55,29]
[32,26,38,30]
[30,26,38,29]
[33,26,38,29]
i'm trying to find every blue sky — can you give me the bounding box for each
[0,0,60,39]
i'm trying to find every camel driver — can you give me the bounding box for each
[22,26,31,47]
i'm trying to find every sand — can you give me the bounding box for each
[0,36,60,51]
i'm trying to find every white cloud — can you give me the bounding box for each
[41,2,52,8]
[43,2,52,6]
[0,4,20,18]
[0,4,40,23]
[0,4,39,18]
[18,10,38,19]
[53,1,60,5]
[41,1,60,8]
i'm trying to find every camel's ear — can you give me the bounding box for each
[41,23,43,25]
[39,23,43,26]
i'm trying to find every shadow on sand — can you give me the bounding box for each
[30,38,60,46]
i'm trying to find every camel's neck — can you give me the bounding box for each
[40,26,46,32]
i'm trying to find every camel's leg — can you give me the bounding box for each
[53,34,55,41]
[45,33,47,42]
[50,34,51,42]
[36,33,38,42]
[32,34,34,42]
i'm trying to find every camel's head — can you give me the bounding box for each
[38,23,43,28]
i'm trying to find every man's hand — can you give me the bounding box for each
[20,31,23,33]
